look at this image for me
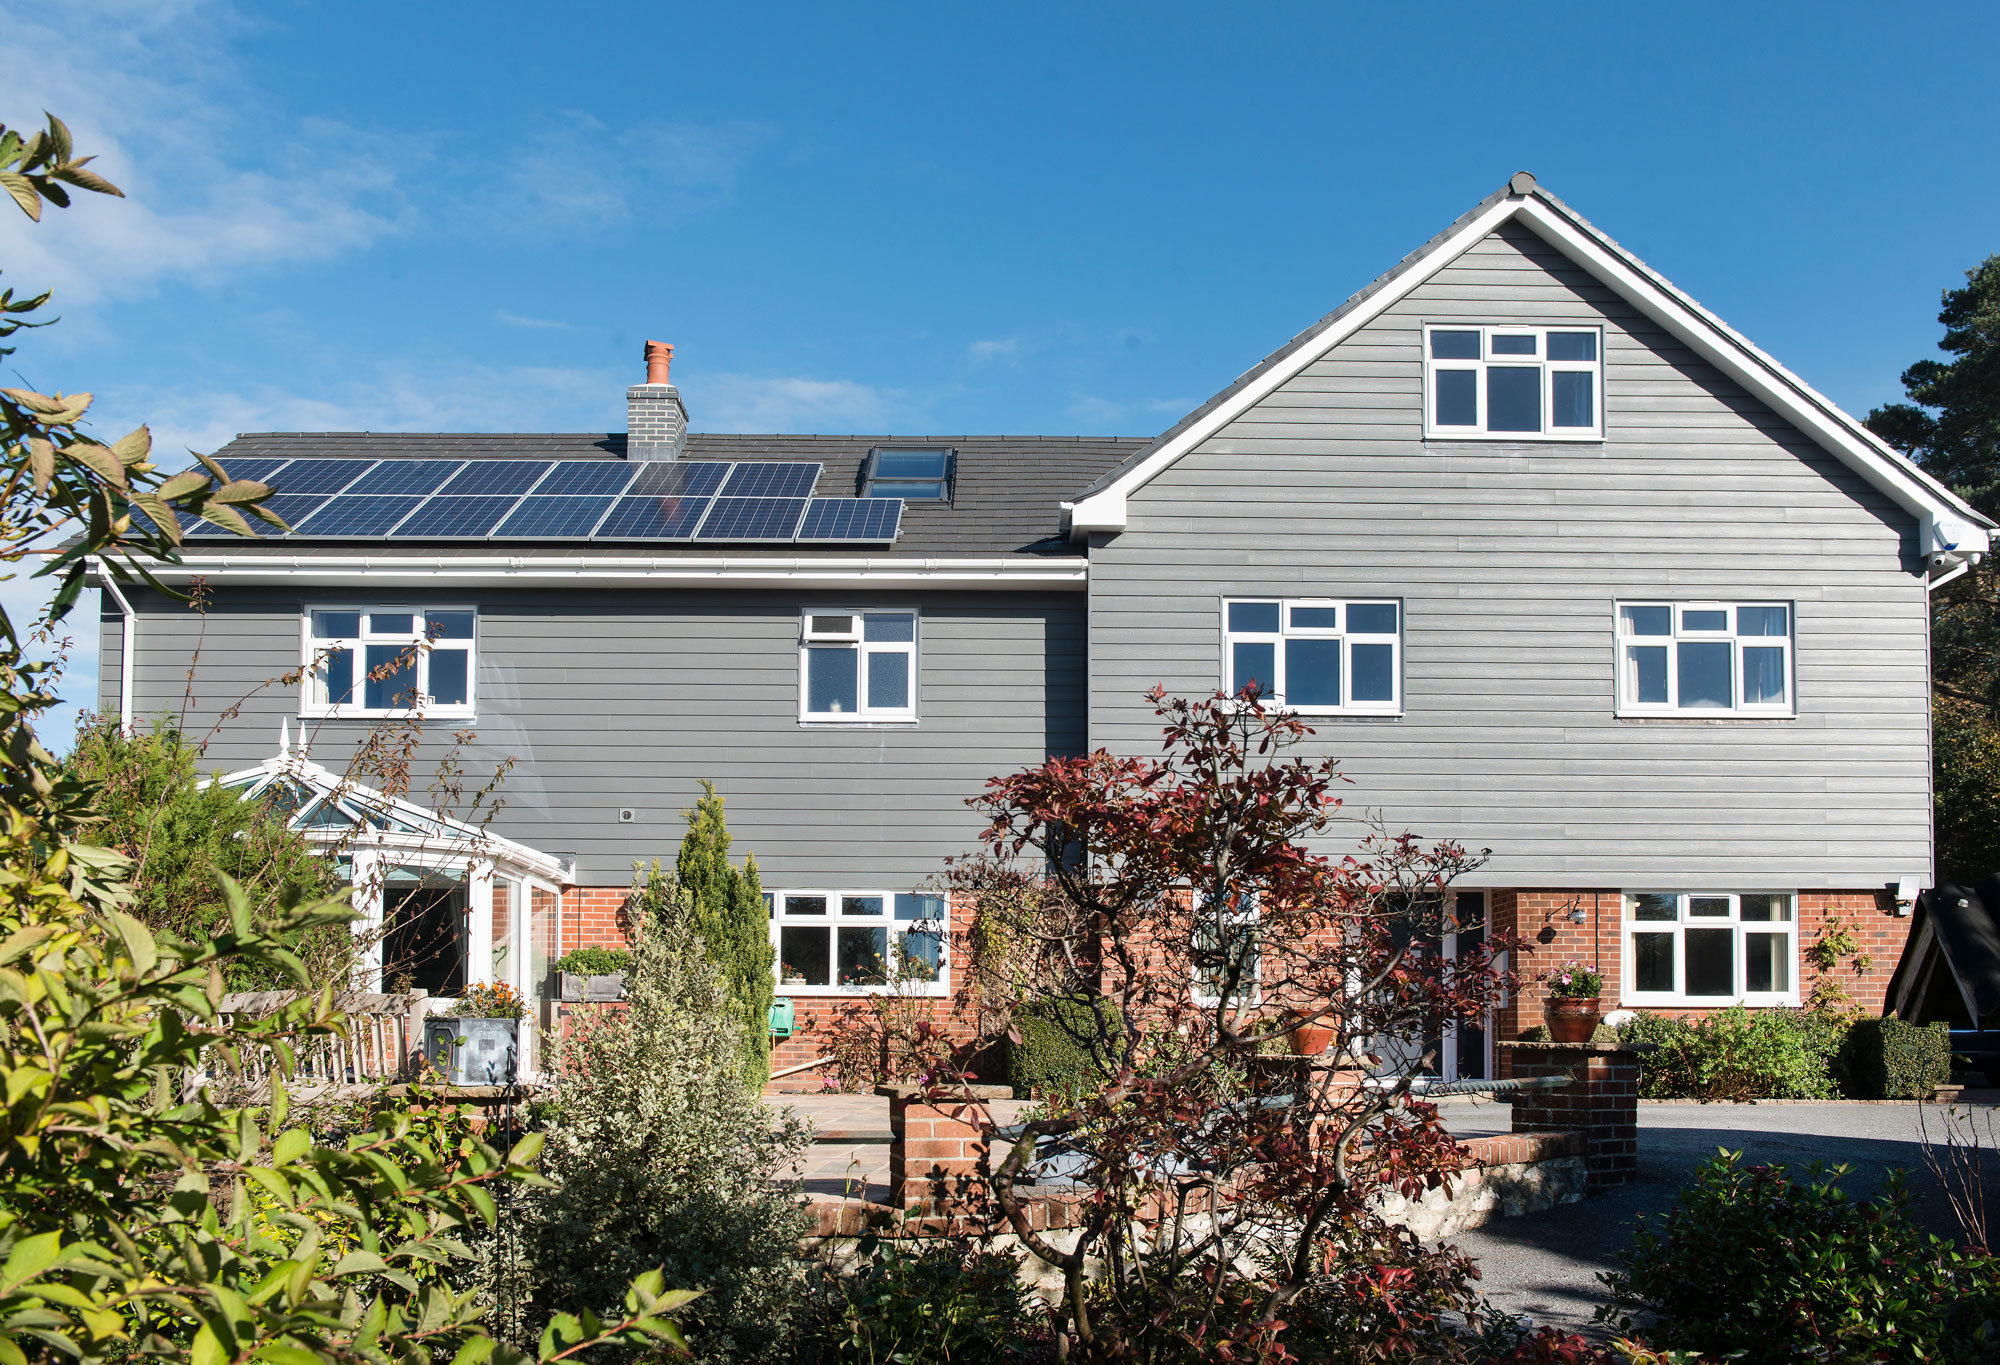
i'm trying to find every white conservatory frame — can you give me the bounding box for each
[208,725,575,1075]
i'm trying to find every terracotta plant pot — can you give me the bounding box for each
[1545,996,1603,1044]
[1288,1023,1336,1056]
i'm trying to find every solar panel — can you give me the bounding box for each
[631,460,731,497]
[294,495,428,536]
[493,495,617,538]
[536,461,638,496]
[392,495,520,538]
[345,460,467,496]
[262,459,377,494]
[719,462,821,498]
[594,494,713,540]
[187,492,330,535]
[796,497,904,542]
[207,457,291,484]
[437,461,553,496]
[695,496,809,541]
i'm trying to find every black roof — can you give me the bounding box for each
[204,431,1149,558]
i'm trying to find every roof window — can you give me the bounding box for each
[864,447,954,501]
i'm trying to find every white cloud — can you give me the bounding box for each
[965,337,1022,366]
[696,373,928,433]
[480,111,778,237]
[0,2,412,306]
[1065,393,1193,433]
[494,311,573,330]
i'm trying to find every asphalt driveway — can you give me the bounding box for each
[1445,1098,2000,1334]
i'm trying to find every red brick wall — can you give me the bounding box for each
[1491,887,1910,1041]
[561,885,632,955]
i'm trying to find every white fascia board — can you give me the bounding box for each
[130,553,1088,590]
[1064,196,1523,533]
[1069,192,1987,562]
[1509,198,1989,560]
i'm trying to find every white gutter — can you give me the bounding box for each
[139,552,1090,589]
[93,559,137,738]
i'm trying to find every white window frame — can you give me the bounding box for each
[798,608,919,723]
[300,605,477,720]
[1614,600,1795,718]
[1621,891,1800,1008]
[1422,323,1605,441]
[1220,597,1403,716]
[770,889,949,997]
[1191,889,1261,1009]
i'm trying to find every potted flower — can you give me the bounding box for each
[1278,1008,1336,1057]
[423,982,526,1085]
[1538,961,1605,1043]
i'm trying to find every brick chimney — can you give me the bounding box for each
[627,340,688,460]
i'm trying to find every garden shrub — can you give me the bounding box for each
[677,781,776,1090]
[1619,1006,1844,1100]
[1600,1151,2000,1364]
[65,719,346,987]
[809,1235,1037,1363]
[1841,1017,1952,1099]
[495,863,812,1362]
[1006,995,1127,1099]
[555,945,632,975]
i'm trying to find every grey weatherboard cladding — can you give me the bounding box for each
[1086,219,1933,889]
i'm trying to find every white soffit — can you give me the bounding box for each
[1064,187,1990,563]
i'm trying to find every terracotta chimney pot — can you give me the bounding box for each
[644,340,673,385]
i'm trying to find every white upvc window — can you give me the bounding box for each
[772,890,947,996]
[799,609,918,722]
[1222,598,1402,715]
[302,606,476,718]
[1615,601,1794,717]
[1622,892,1799,1007]
[1192,888,1260,1009]
[1423,323,1605,440]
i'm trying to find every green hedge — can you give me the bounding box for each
[1620,1006,1846,1100]
[1007,997,1126,1099]
[1841,1018,1951,1099]
[554,946,632,976]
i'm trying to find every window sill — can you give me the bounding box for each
[1614,712,1796,724]
[797,718,919,729]
[778,984,949,999]
[301,709,477,722]
[1621,994,1801,1009]
[1422,433,1606,445]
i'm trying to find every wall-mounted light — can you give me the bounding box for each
[1889,876,1920,918]
[1570,905,1588,924]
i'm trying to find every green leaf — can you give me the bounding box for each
[272,1128,310,1167]
[189,1324,226,1365]
[332,1250,392,1277]
[449,1338,497,1365]
[0,1231,62,1291]
[0,171,41,221]
[103,909,157,976]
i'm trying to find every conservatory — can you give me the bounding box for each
[209,726,575,1074]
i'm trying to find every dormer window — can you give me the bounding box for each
[864,447,954,501]
[1423,324,1604,440]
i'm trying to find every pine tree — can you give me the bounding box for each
[674,780,775,1088]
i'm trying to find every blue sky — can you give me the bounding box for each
[6,0,1998,745]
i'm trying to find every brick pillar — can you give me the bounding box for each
[879,1083,1009,1215]
[1499,1041,1643,1189]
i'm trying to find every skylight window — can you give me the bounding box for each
[864,447,954,501]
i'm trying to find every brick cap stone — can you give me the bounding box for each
[1499,1041,1657,1055]
[875,1082,1014,1100]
